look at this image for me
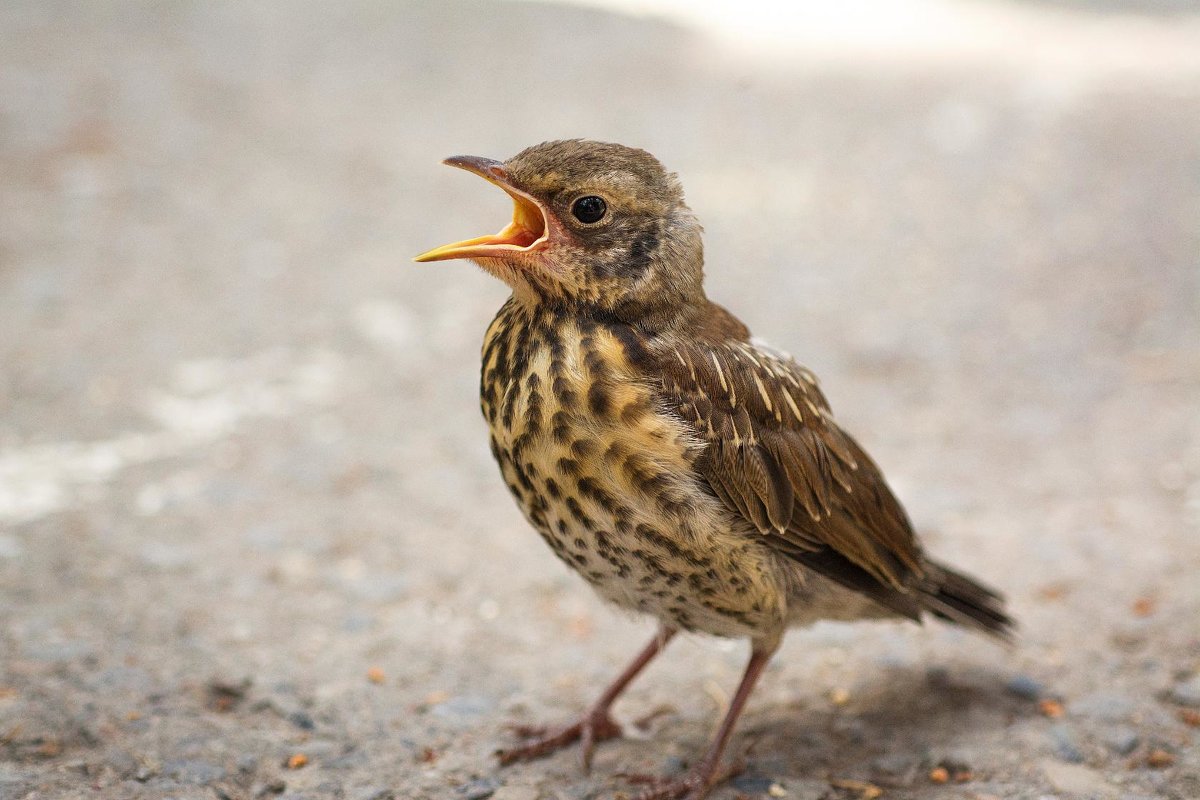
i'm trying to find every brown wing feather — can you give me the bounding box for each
[655,306,924,591]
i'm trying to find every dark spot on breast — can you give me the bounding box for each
[564,496,595,530]
[594,529,611,552]
[524,389,543,432]
[551,411,571,443]
[587,383,610,415]
[552,377,577,406]
[583,348,606,374]
[544,478,561,499]
[604,441,628,462]
[570,438,596,458]
[608,322,652,367]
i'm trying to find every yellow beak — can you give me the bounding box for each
[413,156,549,262]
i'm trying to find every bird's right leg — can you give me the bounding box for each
[497,627,678,771]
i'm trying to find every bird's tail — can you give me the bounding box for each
[921,560,1015,640]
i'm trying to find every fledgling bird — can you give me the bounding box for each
[414,140,1012,800]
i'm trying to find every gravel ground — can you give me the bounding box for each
[2,2,1199,799]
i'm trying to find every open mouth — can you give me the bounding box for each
[413,156,548,262]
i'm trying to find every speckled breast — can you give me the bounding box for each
[479,298,787,640]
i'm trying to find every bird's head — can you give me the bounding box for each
[414,140,705,328]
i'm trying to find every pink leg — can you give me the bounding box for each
[629,644,777,800]
[498,627,677,771]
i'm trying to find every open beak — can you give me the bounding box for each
[413,156,549,262]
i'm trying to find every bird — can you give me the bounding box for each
[414,140,1013,800]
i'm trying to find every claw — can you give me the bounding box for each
[496,712,622,769]
[622,759,745,800]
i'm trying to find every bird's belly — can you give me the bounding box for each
[488,386,788,640]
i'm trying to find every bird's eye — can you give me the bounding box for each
[571,195,607,224]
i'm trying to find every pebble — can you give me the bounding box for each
[778,779,829,800]
[254,779,287,797]
[288,711,316,730]
[1169,675,1200,708]
[1040,761,1117,798]
[432,694,496,720]
[489,787,540,800]
[1070,691,1135,722]
[927,747,975,772]
[730,774,776,793]
[456,777,499,800]
[1100,726,1140,755]
[1006,674,1044,700]
[870,752,920,782]
[352,789,394,800]
[163,759,226,785]
[1048,725,1085,763]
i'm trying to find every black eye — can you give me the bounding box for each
[571,195,607,224]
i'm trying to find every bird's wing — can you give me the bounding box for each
[655,326,925,595]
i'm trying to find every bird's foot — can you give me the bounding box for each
[496,710,622,770]
[621,758,744,800]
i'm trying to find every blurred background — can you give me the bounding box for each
[1,2,1198,798]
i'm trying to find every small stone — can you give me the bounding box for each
[457,777,499,800]
[288,711,316,730]
[254,779,287,797]
[1169,675,1200,708]
[432,694,495,720]
[929,767,949,783]
[286,754,308,770]
[164,759,226,785]
[1041,760,1117,797]
[1146,749,1175,768]
[490,787,539,800]
[352,789,394,800]
[776,779,827,800]
[870,752,919,782]
[928,747,974,773]
[1100,726,1140,755]
[367,667,386,684]
[1038,698,1065,718]
[1049,724,1085,763]
[1071,691,1135,722]
[730,774,775,793]
[1006,674,1044,700]
[661,755,687,775]
[1131,596,1156,617]
[828,778,882,799]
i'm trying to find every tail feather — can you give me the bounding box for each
[922,560,1015,640]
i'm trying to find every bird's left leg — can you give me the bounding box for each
[627,642,778,800]
[498,626,677,771]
